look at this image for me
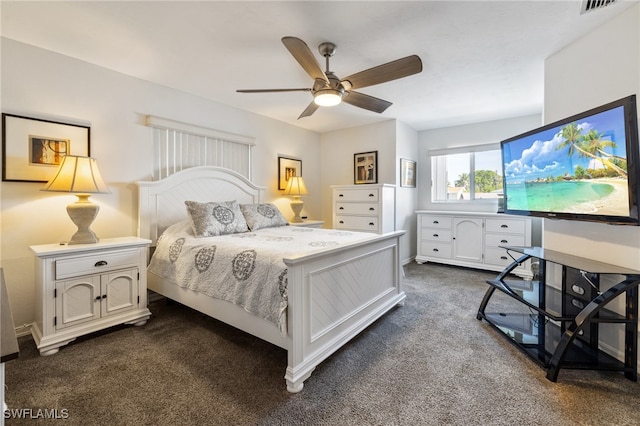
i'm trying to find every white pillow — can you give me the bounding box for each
[185,200,249,237]
[240,203,289,231]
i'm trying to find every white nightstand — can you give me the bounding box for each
[289,220,324,229]
[29,237,152,356]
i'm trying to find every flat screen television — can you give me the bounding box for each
[500,94,639,225]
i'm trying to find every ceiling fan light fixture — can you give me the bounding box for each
[314,89,342,107]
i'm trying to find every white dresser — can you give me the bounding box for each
[332,184,396,234]
[29,237,152,356]
[415,211,532,278]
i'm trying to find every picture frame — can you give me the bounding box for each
[2,113,90,182]
[278,156,302,190]
[400,158,416,187]
[354,151,378,184]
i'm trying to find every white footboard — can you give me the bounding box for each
[284,230,405,392]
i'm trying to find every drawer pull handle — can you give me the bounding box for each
[500,224,508,228]
[339,207,344,210]
[433,234,439,237]
[500,256,508,260]
[369,207,375,211]
[500,239,508,243]
[369,194,374,197]
[95,260,108,267]
[369,222,375,226]
[338,194,344,197]
[433,248,439,252]
[339,220,344,224]
[433,220,439,224]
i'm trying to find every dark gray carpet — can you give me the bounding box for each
[5,262,640,425]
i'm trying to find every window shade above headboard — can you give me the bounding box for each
[146,115,255,181]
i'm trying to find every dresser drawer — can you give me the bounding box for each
[485,218,525,234]
[485,233,525,248]
[55,249,140,280]
[334,189,379,202]
[420,215,452,229]
[423,229,453,242]
[484,247,515,267]
[420,241,452,259]
[336,202,378,215]
[335,215,379,232]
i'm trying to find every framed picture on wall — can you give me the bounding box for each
[278,156,302,190]
[2,113,90,182]
[354,151,378,184]
[400,158,416,187]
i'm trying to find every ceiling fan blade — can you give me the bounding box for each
[236,88,312,93]
[281,37,329,84]
[341,55,422,90]
[343,91,392,113]
[298,101,320,119]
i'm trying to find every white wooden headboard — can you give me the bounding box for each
[137,166,265,244]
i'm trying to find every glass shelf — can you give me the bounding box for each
[486,278,630,323]
[478,246,639,382]
[484,314,632,373]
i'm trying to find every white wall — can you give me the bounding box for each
[395,121,419,262]
[319,119,418,263]
[543,4,640,269]
[0,38,321,328]
[319,119,397,228]
[543,4,639,365]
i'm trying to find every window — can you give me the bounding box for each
[430,145,503,202]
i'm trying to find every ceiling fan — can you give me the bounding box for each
[237,36,423,119]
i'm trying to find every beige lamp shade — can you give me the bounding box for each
[283,176,308,197]
[42,155,110,194]
[284,176,308,223]
[42,155,110,244]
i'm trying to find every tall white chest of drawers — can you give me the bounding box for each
[332,184,396,234]
[415,211,532,278]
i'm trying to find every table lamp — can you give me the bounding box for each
[41,155,111,244]
[283,176,308,223]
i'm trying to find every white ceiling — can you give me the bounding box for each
[1,1,637,133]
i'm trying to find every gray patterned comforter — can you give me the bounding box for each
[148,221,376,334]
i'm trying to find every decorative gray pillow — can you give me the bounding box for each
[240,203,289,231]
[185,200,249,237]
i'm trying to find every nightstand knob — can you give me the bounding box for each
[94,260,108,267]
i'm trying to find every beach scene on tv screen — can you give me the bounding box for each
[503,106,629,217]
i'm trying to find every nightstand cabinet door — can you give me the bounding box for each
[30,237,152,356]
[56,275,101,329]
[103,268,138,316]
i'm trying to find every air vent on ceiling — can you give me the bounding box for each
[580,0,617,14]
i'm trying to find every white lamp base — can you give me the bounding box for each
[66,194,100,244]
[290,197,304,223]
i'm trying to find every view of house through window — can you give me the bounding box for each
[430,146,503,202]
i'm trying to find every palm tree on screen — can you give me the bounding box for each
[556,123,627,178]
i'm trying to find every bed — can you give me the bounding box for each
[137,166,405,392]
